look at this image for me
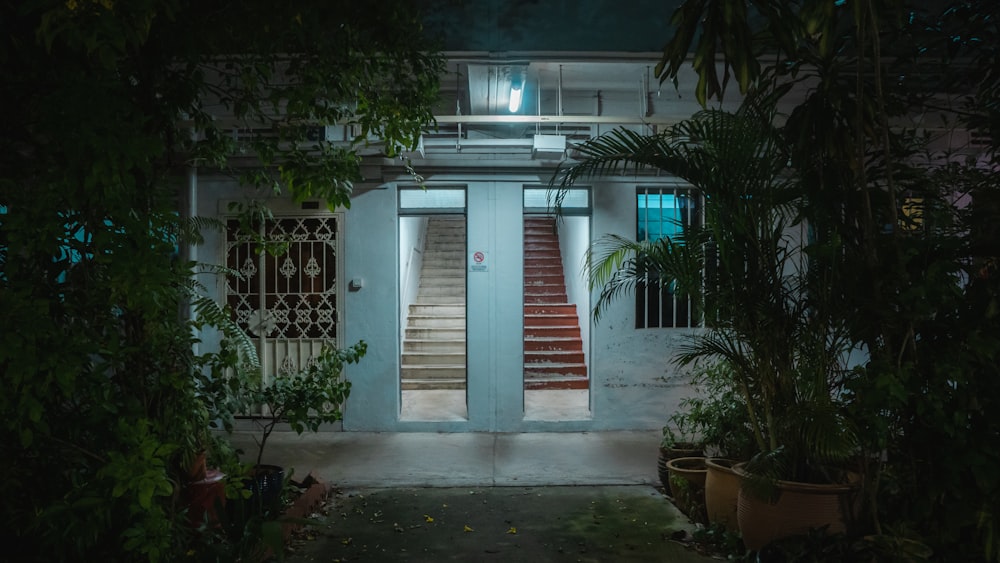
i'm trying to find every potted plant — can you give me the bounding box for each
[666,456,708,524]
[218,340,366,512]
[657,412,704,491]
[554,94,861,549]
[677,359,758,533]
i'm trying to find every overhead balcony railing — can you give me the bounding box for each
[431,114,679,125]
[179,113,681,167]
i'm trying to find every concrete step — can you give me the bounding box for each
[525,350,586,364]
[409,304,466,316]
[400,365,466,379]
[418,276,466,287]
[525,263,562,274]
[423,247,465,254]
[402,352,467,366]
[525,292,569,303]
[525,313,579,326]
[523,376,589,390]
[427,233,465,239]
[403,339,466,352]
[414,295,466,305]
[423,257,466,268]
[525,294,571,304]
[524,242,560,252]
[524,363,588,377]
[524,326,580,339]
[524,261,563,270]
[524,304,578,315]
[524,218,556,227]
[427,221,465,230]
[406,327,467,339]
[427,229,465,238]
[401,378,467,390]
[424,241,465,249]
[524,337,583,352]
[525,273,565,282]
[524,286,568,294]
[524,258,564,268]
[407,315,465,329]
[418,286,467,298]
[523,251,562,261]
[525,275,566,287]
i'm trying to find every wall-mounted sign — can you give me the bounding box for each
[469,250,488,272]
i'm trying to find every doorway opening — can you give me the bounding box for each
[398,188,468,421]
[224,212,343,416]
[523,187,591,420]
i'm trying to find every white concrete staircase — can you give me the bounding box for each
[401,217,467,390]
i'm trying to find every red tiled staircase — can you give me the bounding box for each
[523,217,589,390]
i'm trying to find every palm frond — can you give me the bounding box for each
[192,296,260,370]
[552,127,684,189]
[586,234,706,323]
[177,216,226,246]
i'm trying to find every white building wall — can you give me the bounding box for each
[398,216,427,334]
[341,185,402,430]
[192,172,697,432]
[557,216,592,368]
[588,178,698,430]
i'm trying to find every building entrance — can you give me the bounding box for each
[395,184,591,428]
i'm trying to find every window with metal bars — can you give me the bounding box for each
[635,186,700,328]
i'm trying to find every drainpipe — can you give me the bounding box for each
[187,128,199,355]
[557,64,563,136]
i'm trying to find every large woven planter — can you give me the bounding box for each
[704,458,741,532]
[735,467,861,550]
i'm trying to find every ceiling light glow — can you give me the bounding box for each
[508,83,523,113]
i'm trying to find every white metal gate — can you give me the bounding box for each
[225,214,342,387]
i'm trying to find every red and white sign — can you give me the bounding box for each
[470,250,488,272]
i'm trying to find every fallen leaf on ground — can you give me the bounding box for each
[464,525,474,532]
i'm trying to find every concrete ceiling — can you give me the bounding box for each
[420,0,682,53]
[419,1,697,116]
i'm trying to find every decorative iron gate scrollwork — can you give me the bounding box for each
[225,215,340,381]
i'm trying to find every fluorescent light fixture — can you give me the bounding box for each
[508,83,523,113]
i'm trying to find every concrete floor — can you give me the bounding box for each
[229,431,723,562]
[227,430,662,488]
[400,389,590,422]
[285,485,714,563]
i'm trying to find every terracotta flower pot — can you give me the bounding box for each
[183,449,208,483]
[657,443,704,491]
[665,456,708,523]
[182,468,226,528]
[735,466,861,551]
[704,458,741,532]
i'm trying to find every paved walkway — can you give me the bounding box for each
[227,430,666,488]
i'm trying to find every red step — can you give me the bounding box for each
[525,325,581,339]
[523,216,588,390]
